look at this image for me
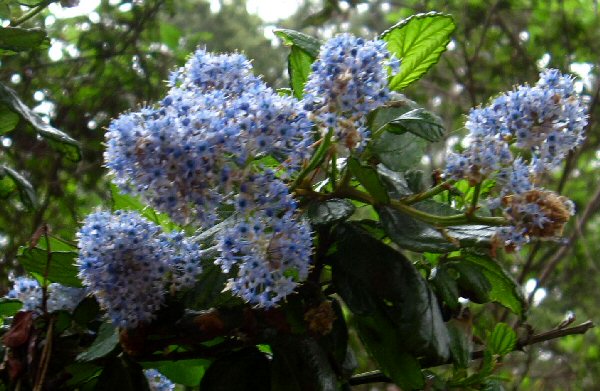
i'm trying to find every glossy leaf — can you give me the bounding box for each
[111,184,178,231]
[369,130,426,172]
[451,260,492,303]
[0,27,47,54]
[461,252,525,315]
[447,319,473,369]
[347,157,389,204]
[488,323,517,356]
[355,311,424,390]
[149,359,210,386]
[17,247,82,287]
[307,198,355,226]
[288,46,313,98]
[430,266,459,310]
[201,348,271,391]
[77,322,119,362]
[274,28,321,58]
[271,336,338,391]
[332,223,450,363]
[0,165,36,208]
[382,12,456,90]
[386,108,445,142]
[0,83,81,161]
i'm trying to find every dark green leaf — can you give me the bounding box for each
[387,108,445,142]
[369,130,426,172]
[0,27,47,54]
[451,261,492,303]
[488,323,517,356]
[381,12,456,90]
[17,247,82,287]
[148,359,210,386]
[0,83,80,161]
[288,46,313,99]
[274,28,321,58]
[355,312,424,390]
[271,336,338,391]
[72,297,101,327]
[201,348,270,391]
[0,165,36,208]
[376,164,413,197]
[0,299,22,317]
[447,319,473,369]
[307,198,355,226]
[378,205,457,252]
[77,322,119,362]
[430,266,459,310]
[461,252,525,314]
[182,262,241,309]
[332,223,450,363]
[347,157,389,204]
[0,104,19,134]
[65,363,102,388]
[94,356,149,391]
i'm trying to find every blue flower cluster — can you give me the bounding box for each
[144,369,175,391]
[303,33,397,151]
[446,69,586,184]
[6,276,85,314]
[105,48,313,227]
[445,69,586,249]
[77,210,202,328]
[217,191,312,308]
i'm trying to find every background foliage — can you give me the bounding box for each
[1,0,599,390]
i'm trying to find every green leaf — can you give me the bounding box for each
[94,356,149,391]
[347,157,389,204]
[182,262,241,309]
[355,312,424,390]
[0,165,36,208]
[377,205,457,252]
[460,252,525,315]
[77,322,119,362]
[17,247,82,287]
[271,336,338,391]
[0,83,81,161]
[65,362,102,388]
[201,348,271,391]
[447,319,473,369]
[148,359,210,386]
[72,297,101,327]
[274,28,321,58]
[332,223,450,363]
[0,299,22,317]
[0,27,48,54]
[307,198,355,226]
[488,323,517,356]
[451,261,492,303]
[382,12,456,90]
[0,104,19,134]
[288,45,313,99]
[376,164,413,197]
[430,266,459,310]
[386,108,445,142]
[369,130,426,172]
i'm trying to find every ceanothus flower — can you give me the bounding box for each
[105,50,313,227]
[303,33,397,151]
[6,276,85,314]
[445,69,587,184]
[216,209,312,308]
[144,369,175,391]
[496,189,575,250]
[76,210,202,328]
